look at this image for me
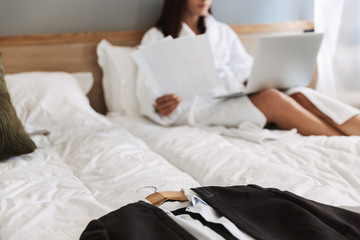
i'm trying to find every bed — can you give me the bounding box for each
[1,20,360,240]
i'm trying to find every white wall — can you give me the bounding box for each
[0,0,314,36]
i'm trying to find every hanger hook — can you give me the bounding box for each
[136,186,157,193]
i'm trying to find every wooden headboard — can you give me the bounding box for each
[0,20,314,114]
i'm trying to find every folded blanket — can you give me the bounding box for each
[203,122,298,144]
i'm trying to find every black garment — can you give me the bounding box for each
[81,185,360,240]
[80,201,196,240]
[193,185,360,240]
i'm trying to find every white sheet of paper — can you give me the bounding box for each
[132,34,224,100]
[138,35,174,50]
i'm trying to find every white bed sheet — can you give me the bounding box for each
[0,124,200,240]
[109,114,360,213]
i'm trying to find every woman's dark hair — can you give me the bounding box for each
[155,0,212,38]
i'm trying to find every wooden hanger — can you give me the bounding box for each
[146,191,188,206]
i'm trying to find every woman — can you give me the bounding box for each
[136,0,360,136]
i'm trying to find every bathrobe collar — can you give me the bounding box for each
[180,14,215,37]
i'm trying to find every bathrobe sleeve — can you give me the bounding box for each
[135,28,182,126]
[205,16,253,92]
[225,25,254,85]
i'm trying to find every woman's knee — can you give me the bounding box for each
[290,92,322,115]
[259,89,288,101]
[250,89,296,120]
[259,89,295,109]
[251,89,285,103]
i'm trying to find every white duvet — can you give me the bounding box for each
[2,70,360,239]
[109,114,360,214]
[0,124,200,240]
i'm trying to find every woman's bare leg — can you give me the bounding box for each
[290,92,360,136]
[249,89,343,136]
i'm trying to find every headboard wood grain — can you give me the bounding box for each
[0,20,314,114]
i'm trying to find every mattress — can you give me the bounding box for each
[108,114,360,213]
[0,124,200,240]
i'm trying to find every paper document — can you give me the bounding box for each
[132,34,224,100]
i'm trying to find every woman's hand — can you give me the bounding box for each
[155,94,181,117]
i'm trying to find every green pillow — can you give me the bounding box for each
[0,52,36,160]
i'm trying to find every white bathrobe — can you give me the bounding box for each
[136,15,359,128]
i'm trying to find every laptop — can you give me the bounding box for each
[215,32,324,98]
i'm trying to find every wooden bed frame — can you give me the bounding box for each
[0,20,314,114]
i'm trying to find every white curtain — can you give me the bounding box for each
[314,0,360,107]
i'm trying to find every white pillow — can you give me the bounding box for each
[97,39,140,116]
[71,72,94,95]
[5,72,108,134]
